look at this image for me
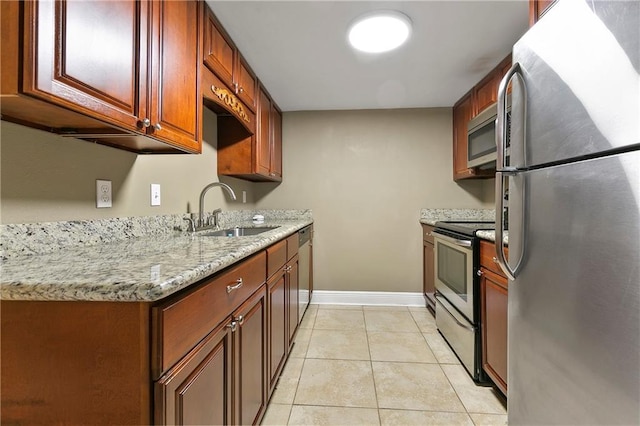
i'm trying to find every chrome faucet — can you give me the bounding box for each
[198,182,237,228]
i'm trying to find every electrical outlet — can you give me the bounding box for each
[96,180,112,208]
[151,184,161,206]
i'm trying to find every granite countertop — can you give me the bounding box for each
[476,230,509,245]
[0,211,312,302]
[419,208,496,226]
[419,208,508,244]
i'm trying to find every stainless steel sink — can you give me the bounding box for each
[201,226,278,237]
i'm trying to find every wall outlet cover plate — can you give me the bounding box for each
[96,180,112,208]
[151,184,161,206]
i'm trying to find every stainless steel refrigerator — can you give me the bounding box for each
[494,0,639,424]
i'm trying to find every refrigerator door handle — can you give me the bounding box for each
[495,62,526,280]
[496,62,525,173]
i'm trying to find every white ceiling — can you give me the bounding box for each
[206,1,530,112]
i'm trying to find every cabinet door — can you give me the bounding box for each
[233,285,267,426]
[480,268,508,395]
[256,87,272,177]
[155,319,233,425]
[453,92,474,179]
[268,270,287,396]
[236,55,257,112]
[147,0,201,153]
[270,105,283,180]
[287,256,299,347]
[25,0,143,131]
[473,72,501,116]
[529,0,556,26]
[203,7,235,88]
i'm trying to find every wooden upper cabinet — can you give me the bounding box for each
[271,104,283,180]
[473,72,502,116]
[203,7,235,89]
[453,92,474,180]
[147,0,201,153]
[202,6,258,113]
[529,0,557,26]
[257,88,272,177]
[236,55,258,112]
[1,0,201,154]
[217,84,283,182]
[452,54,511,181]
[22,0,143,131]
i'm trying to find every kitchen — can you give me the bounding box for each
[1,1,638,425]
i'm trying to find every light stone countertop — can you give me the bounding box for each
[419,208,496,226]
[0,211,312,302]
[476,230,509,245]
[419,208,508,244]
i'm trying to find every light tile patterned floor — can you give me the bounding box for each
[261,304,507,426]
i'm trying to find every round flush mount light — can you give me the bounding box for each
[348,10,412,53]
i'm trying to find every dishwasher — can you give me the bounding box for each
[298,226,312,321]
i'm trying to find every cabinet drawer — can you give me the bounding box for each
[480,240,508,278]
[267,240,286,278]
[152,251,266,378]
[286,233,299,260]
[422,224,435,244]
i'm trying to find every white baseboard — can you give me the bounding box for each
[310,290,425,307]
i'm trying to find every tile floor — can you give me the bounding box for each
[261,304,507,425]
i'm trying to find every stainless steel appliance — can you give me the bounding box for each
[298,226,312,320]
[495,1,639,423]
[432,221,496,383]
[467,99,510,168]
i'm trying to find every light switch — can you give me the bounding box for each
[151,184,161,206]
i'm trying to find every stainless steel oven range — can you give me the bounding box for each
[432,221,496,383]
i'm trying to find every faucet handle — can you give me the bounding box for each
[183,217,196,233]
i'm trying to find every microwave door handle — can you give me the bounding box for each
[495,62,526,281]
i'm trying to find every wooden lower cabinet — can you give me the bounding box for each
[155,318,233,425]
[233,285,268,426]
[1,235,304,425]
[479,240,509,395]
[268,268,288,396]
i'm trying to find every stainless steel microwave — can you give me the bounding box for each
[467,98,510,168]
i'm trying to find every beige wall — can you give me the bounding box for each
[1,107,494,294]
[0,108,256,223]
[254,109,494,293]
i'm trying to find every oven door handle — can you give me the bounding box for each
[431,231,472,248]
[435,294,476,332]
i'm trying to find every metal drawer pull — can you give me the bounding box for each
[227,278,243,293]
[226,321,238,332]
[477,270,484,276]
[236,315,245,325]
[435,294,475,332]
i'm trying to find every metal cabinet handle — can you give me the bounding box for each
[153,123,162,131]
[227,278,243,293]
[285,265,292,273]
[238,87,244,94]
[226,320,237,332]
[477,269,484,277]
[141,118,151,128]
[425,232,432,237]
[236,315,245,325]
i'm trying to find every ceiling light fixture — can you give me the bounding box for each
[348,10,412,54]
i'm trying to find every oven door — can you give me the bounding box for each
[433,231,474,321]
